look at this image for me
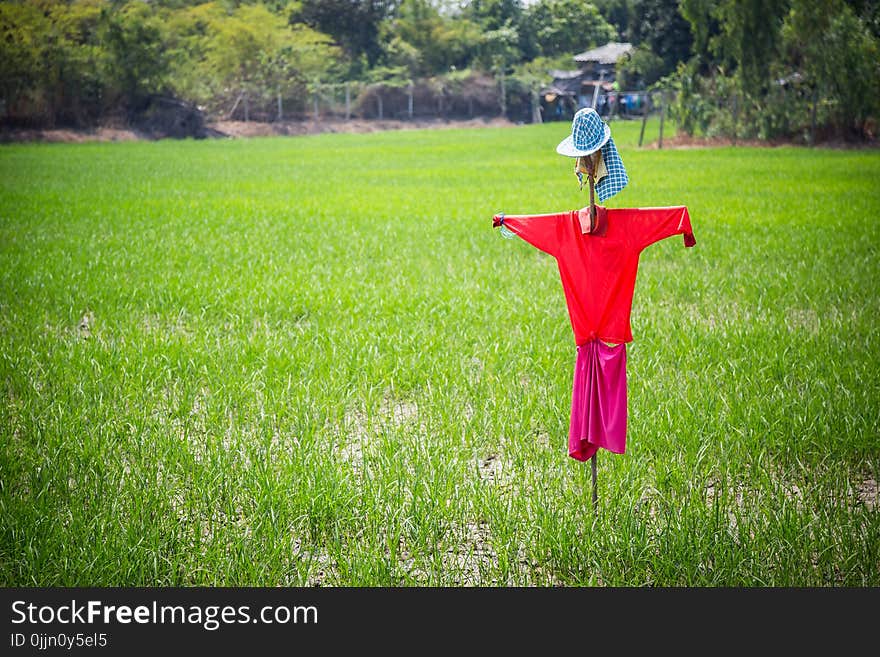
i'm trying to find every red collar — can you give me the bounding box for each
[577,206,608,236]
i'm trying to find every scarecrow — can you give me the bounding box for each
[493,108,696,507]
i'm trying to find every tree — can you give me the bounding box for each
[782,0,880,137]
[101,2,172,110]
[463,0,524,31]
[709,0,788,93]
[475,25,521,72]
[0,0,111,126]
[679,0,721,71]
[384,0,483,75]
[592,0,631,38]
[523,0,616,58]
[0,2,53,122]
[616,45,665,88]
[844,0,880,38]
[627,0,694,74]
[292,0,396,67]
[198,3,340,118]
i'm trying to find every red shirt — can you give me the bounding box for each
[495,206,695,345]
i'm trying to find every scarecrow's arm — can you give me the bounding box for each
[626,206,696,251]
[493,210,573,257]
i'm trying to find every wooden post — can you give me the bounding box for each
[277,91,282,122]
[638,111,648,147]
[532,86,542,124]
[345,82,351,121]
[585,152,599,514]
[658,90,666,150]
[227,90,244,120]
[732,92,738,146]
[499,70,506,118]
[591,453,598,512]
[377,91,383,120]
[810,87,818,146]
[586,154,597,226]
[244,92,249,122]
[313,83,319,121]
[407,81,414,119]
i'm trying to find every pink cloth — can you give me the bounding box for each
[568,339,628,462]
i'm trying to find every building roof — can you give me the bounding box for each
[574,42,634,65]
[548,69,584,80]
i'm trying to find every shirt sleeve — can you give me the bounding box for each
[493,211,573,257]
[626,206,697,251]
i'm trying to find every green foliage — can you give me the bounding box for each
[0,2,51,121]
[781,0,880,138]
[673,0,880,140]
[664,60,714,135]
[616,45,665,89]
[679,0,720,67]
[198,3,338,92]
[666,63,789,141]
[476,25,522,72]
[2,0,877,139]
[628,0,694,73]
[292,0,393,66]
[522,0,616,58]
[0,0,110,125]
[101,2,172,108]
[592,0,632,37]
[710,0,788,93]
[0,0,344,125]
[382,0,484,76]
[463,0,523,31]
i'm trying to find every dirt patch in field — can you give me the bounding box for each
[1,127,142,143]
[210,117,517,138]
[337,393,421,471]
[643,133,879,150]
[1,117,519,143]
[857,477,877,511]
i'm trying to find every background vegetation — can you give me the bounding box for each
[1,0,878,139]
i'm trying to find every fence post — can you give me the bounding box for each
[244,92,249,122]
[499,70,506,118]
[313,82,319,121]
[227,91,244,120]
[658,90,666,149]
[531,85,542,124]
[408,80,414,119]
[638,110,647,147]
[809,87,818,146]
[277,91,282,122]
[377,91,383,120]
[732,92,738,146]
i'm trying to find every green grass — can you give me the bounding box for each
[1,118,878,586]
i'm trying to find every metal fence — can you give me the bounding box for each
[221,76,673,147]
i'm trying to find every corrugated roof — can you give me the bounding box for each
[574,42,633,65]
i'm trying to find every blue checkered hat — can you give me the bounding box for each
[556,107,628,202]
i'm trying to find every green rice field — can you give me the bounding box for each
[1,119,878,586]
